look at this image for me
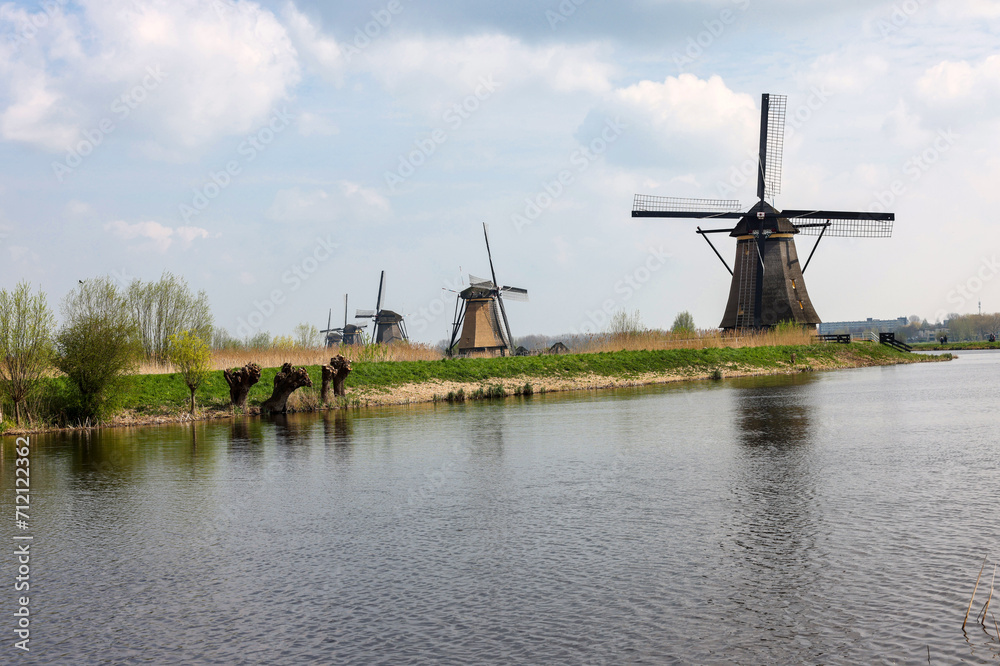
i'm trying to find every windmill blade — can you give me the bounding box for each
[326,308,332,332]
[355,309,376,319]
[786,210,895,238]
[762,93,786,199]
[469,274,493,287]
[483,223,500,289]
[632,195,742,218]
[343,294,348,328]
[482,222,515,353]
[448,293,465,355]
[375,270,385,313]
[794,219,894,238]
[500,286,528,302]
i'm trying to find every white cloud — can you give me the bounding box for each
[281,2,343,78]
[801,51,889,95]
[267,182,390,223]
[881,99,931,149]
[593,74,758,170]
[915,55,1000,107]
[949,0,1000,18]
[362,34,615,111]
[0,0,301,154]
[104,220,211,251]
[298,111,339,137]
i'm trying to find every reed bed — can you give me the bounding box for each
[134,327,818,376]
[575,326,816,354]
[137,342,444,375]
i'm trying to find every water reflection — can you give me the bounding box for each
[724,374,822,651]
[2,354,999,663]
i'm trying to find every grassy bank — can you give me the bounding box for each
[2,342,950,434]
[910,341,1000,351]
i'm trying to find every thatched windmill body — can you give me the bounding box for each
[448,224,528,356]
[321,294,366,347]
[355,271,408,344]
[633,93,895,330]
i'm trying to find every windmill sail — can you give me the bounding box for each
[500,286,528,302]
[762,94,786,199]
[632,92,894,331]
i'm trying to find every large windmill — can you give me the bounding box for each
[633,93,894,330]
[321,294,366,347]
[355,271,408,344]
[447,224,528,356]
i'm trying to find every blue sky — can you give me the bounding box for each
[1,0,999,343]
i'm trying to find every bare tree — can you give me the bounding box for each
[293,322,321,348]
[126,272,212,361]
[0,282,55,425]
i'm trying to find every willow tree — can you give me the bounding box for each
[0,282,55,425]
[126,272,212,362]
[167,330,212,414]
[55,277,142,419]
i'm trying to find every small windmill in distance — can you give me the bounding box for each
[632,93,895,330]
[447,223,528,357]
[321,294,366,347]
[355,271,408,344]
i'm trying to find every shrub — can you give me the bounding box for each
[0,282,55,425]
[167,330,212,414]
[55,278,143,420]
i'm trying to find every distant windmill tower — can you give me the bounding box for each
[448,223,528,356]
[632,93,895,329]
[355,271,408,344]
[321,294,366,346]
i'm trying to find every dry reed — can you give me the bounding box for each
[575,326,816,354]
[134,327,821,376]
[137,342,444,375]
[965,555,990,630]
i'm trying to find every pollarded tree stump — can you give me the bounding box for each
[223,363,262,413]
[321,355,352,403]
[260,363,313,414]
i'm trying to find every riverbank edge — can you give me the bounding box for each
[910,341,1000,351]
[1,344,953,436]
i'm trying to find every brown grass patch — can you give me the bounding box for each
[574,327,816,354]
[137,342,445,375]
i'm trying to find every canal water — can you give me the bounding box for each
[2,351,999,664]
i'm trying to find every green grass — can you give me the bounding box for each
[3,343,944,430]
[910,340,1000,351]
[124,343,936,410]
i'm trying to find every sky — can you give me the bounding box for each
[1,0,999,344]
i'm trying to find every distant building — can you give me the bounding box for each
[818,317,908,336]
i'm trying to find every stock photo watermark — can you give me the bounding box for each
[875,0,927,38]
[235,235,339,338]
[715,86,831,197]
[409,273,466,336]
[179,107,292,223]
[512,116,626,233]
[937,255,1000,321]
[12,436,32,652]
[340,0,414,61]
[2,0,68,52]
[672,0,750,73]
[545,0,588,29]
[384,76,500,192]
[51,65,167,182]
[869,128,959,214]
[571,245,671,335]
